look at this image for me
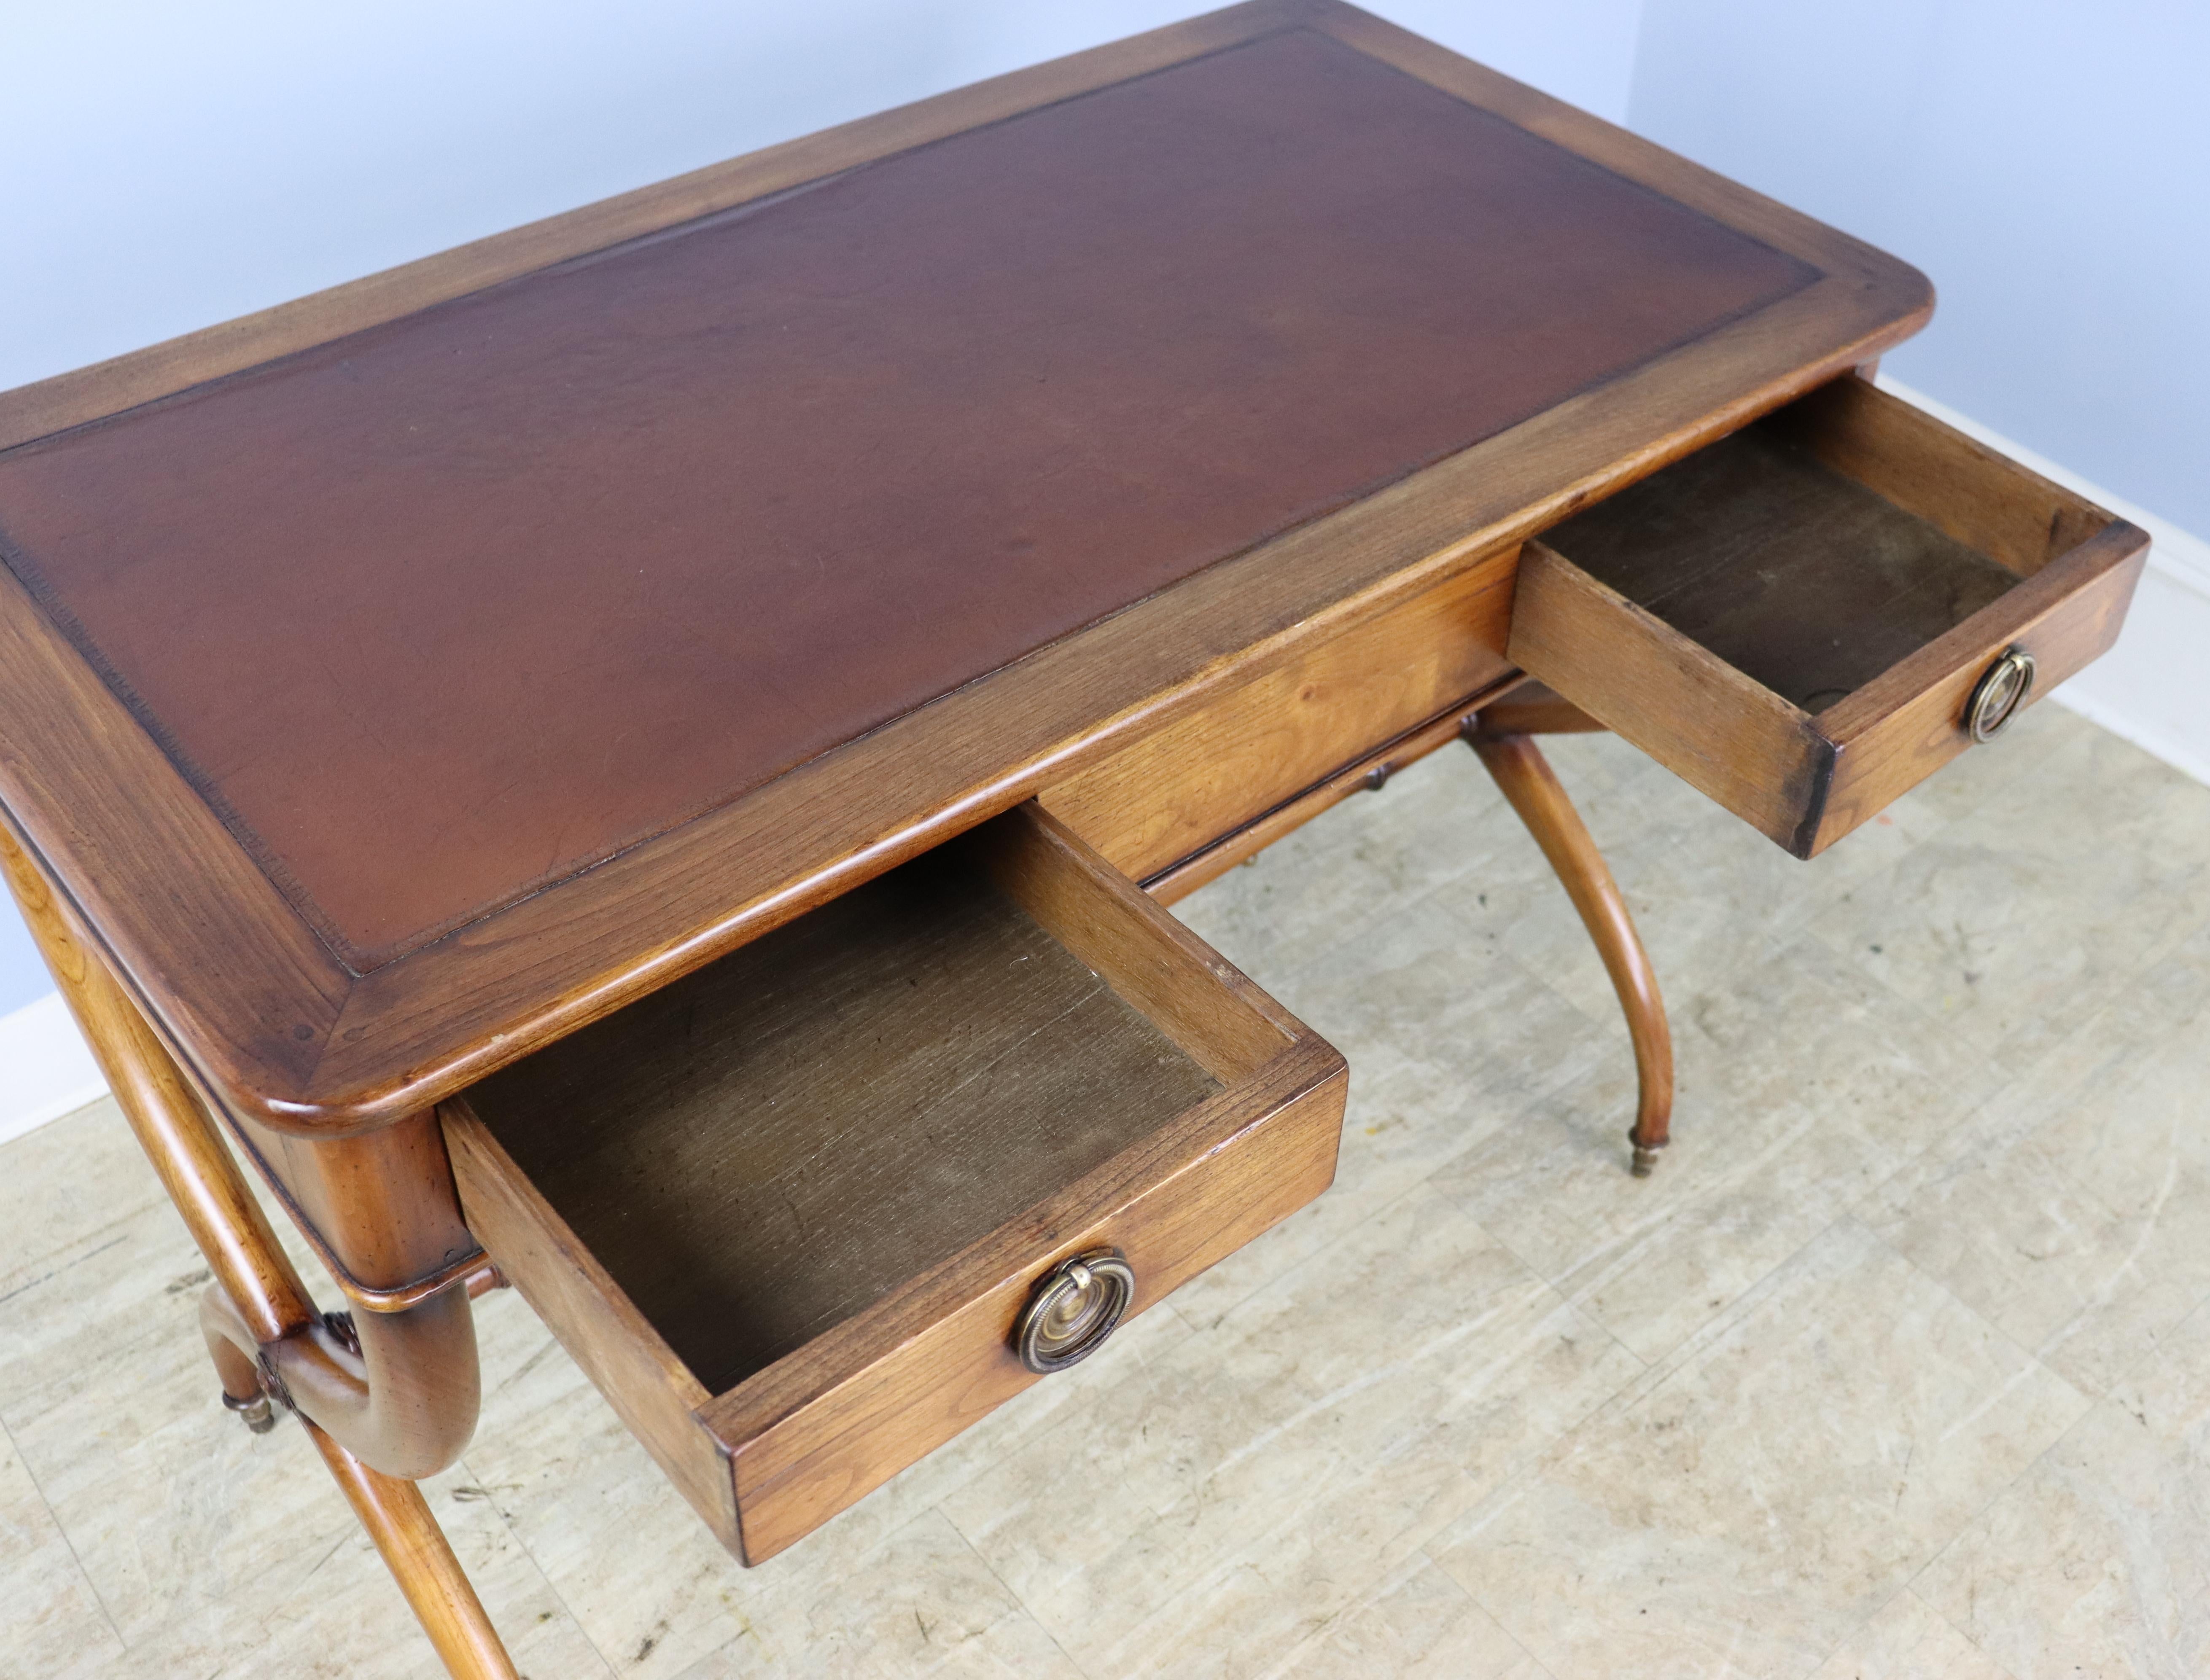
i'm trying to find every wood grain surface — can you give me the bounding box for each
[1041,549,1517,878]
[306,1424,522,1680]
[444,1094,739,1551]
[1508,539,1830,848]
[464,846,1219,1394]
[1466,730,1671,1161]
[1767,375,2109,577]
[445,803,1346,1563]
[720,1043,1344,1564]
[0,0,1938,1129]
[1813,520,2146,852]
[1514,377,2149,857]
[1143,681,1521,904]
[1542,429,2022,712]
[0,27,1812,972]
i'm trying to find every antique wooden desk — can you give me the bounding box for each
[0,4,2145,1673]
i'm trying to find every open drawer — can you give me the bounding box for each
[1509,376,2149,856]
[442,802,1346,1564]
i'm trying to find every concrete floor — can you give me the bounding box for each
[4,702,2208,1678]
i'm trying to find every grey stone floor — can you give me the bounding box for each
[5,703,2209,1678]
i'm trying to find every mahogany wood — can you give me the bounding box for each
[1511,376,2150,856]
[0,0,1936,1134]
[445,802,1346,1562]
[1465,729,1673,1170]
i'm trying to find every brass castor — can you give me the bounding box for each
[223,1388,278,1434]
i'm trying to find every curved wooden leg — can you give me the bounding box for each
[0,823,519,1678]
[308,1422,521,1680]
[1466,728,1674,1175]
[3,823,481,1474]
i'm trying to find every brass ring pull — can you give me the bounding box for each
[1015,1250,1136,1374]
[1966,647,2035,743]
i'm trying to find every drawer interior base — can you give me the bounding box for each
[447,801,1347,1563]
[468,847,1220,1394]
[1544,424,2021,714]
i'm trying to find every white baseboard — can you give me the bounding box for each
[0,992,106,1145]
[1877,377,2210,789]
[2,380,2201,1147]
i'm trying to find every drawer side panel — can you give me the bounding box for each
[1508,540,1829,849]
[1769,376,2112,576]
[443,1099,741,1554]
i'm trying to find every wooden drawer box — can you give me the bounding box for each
[443,802,1346,1564]
[1510,376,2149,856]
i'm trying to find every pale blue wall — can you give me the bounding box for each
[0,927,44,1015]
[0,1,1640,1017]
[0,928,32,1015]
[1628,0,2210,538]
[0,1,1641,397]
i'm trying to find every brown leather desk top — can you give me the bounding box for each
[0,1,1929,1128]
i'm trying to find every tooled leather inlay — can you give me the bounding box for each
[0,29,1815,968]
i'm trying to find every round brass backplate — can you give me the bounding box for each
[1015,1250,1136,1374]
[1966,647,2035,743]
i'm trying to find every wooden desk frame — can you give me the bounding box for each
[0,3,1949,1671]
[0,679,1663,1680]
[0,0,1925,1137]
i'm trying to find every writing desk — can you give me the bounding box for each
[0,5,2145,1673]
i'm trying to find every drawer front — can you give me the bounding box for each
[444,802,1346,1564]
[1511,378,2148,857]
[712,1048,1343,1562]
[1040,548,1517,880]
[1805,542,2142,850]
